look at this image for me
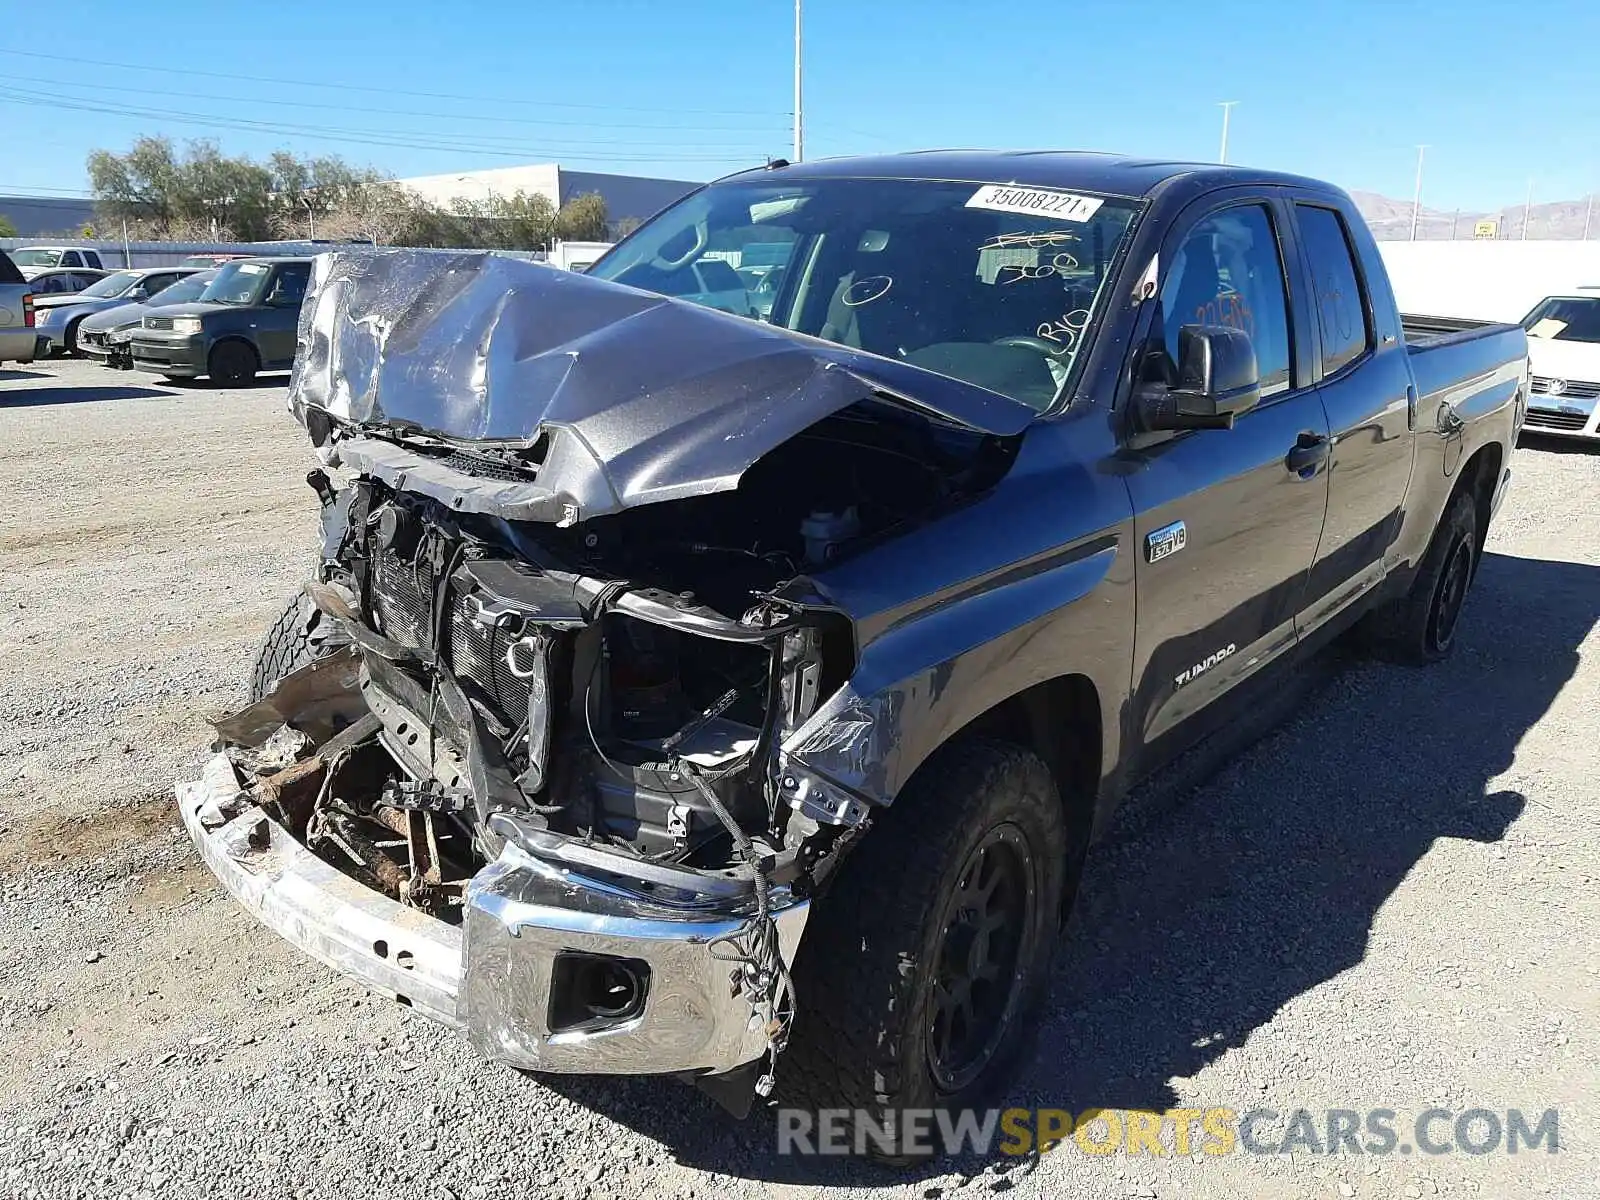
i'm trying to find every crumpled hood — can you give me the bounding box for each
[289,250,1037,520]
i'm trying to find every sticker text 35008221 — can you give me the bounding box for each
[966,185,1105,222]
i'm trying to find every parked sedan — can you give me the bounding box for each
[1520,291,1600,441]
[32,266,200,354]
[23,267,109,297]
[77,269,219,368]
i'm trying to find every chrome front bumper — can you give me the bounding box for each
[1523,394,1600,440]
[176,752,809,1077]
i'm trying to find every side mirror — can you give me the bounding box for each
[129,288,149,301]
[1137,325,1262,432]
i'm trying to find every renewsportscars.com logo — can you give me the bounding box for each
[776,1107,1561,1159]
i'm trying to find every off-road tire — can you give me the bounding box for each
[778,739,1068,1156]
[249,592,325,703]
[208,340,258,387]
[1364,489,1478,665]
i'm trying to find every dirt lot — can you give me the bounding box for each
[1,358,1596,1200]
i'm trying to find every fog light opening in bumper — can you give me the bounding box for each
[549,953,650,1032]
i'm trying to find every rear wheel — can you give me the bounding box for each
[208,340,258,387]
[1364,490,1478,664]
[779,739,1068,1158]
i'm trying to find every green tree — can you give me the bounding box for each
[556,192,610,242]
[88,138,391,242]
[268,152,390,238]
[0,214,17,238]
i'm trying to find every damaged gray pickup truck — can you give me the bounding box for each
[179,152,1526,1137]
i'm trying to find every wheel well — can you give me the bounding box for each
[1460,441,1503,570]
[955,675,1102,849]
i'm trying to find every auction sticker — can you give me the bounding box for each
[965,185,1104,222]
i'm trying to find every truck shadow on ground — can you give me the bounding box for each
[1517,432,1599,456]
[157,374,290,391]
[536,550,1596,1187]
[0,384,177,408]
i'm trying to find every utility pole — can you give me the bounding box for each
[1218,101,1238,164]
[1523,178,1534,241]
[1409,144,1427,241]
[1585,193,1594,241]
[793,0,804,162]
[302,195,316,240]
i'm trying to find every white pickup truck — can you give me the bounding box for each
[1520,290,1600,440]
[8,244,107,278]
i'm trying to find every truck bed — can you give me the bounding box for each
[1401,312,1508,344]
[1404,316,1527,430]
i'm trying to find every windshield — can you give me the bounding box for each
[1523,296,1600,343]
[78,270,143,299]
[198,261,271,306]
[588,177,1141,410]
[11,248,62,268]
[149,271,213,303]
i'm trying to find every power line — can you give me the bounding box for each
[0,86,775,154]
[0,183,97,197]
[0,71,787,137]
[0,89,774,166]
[0,48,787,119]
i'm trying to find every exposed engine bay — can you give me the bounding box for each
[226,398,1009,934]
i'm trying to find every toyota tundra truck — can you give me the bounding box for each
[178,153,1527,1148]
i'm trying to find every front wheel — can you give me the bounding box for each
[64,319,84,356]
[208,340,258,387]
[779,739,1068,1156]
[249,591,336,702]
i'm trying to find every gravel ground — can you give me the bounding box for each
[1,358,1595,1200]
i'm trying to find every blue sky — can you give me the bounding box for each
[3,0,1595,211]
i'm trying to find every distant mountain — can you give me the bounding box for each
[1352,189,1599,241]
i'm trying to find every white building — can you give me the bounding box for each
[1378,241,1600,323]
[393,164,702,233]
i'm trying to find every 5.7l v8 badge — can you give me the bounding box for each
[1146,520,1187,563]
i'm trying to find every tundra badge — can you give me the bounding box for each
[1146,520,1187,563]
[1175,643,1236,687]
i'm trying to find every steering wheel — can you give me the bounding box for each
[994,334,1072,359]
[650,223,709,271]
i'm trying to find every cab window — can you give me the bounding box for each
[1158,204,1293,398]
[1295,205,1371,375]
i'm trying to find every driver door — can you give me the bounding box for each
[257,262,311,368]
[1122,191,1332,765]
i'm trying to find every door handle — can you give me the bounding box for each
[1285,433,1331,476]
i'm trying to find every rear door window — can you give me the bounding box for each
[1295,205,1372,376]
